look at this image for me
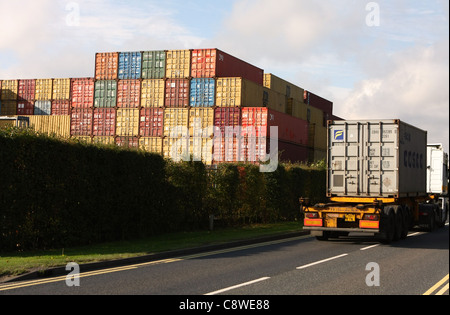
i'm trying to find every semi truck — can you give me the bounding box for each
[301,119,449,243]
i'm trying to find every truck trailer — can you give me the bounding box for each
[427,143,449,226]
[301,119,449,243]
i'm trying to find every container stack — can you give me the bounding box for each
[0,48,337,164]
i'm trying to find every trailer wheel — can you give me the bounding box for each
[316,231,330,241]
[381,207,395,244]
[393,206,403,241]
[438,203,447,228]
[400,206,410,239]
[428,209,436,232]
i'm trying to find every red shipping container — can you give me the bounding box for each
[71,78,94,109]
[140,108,164,137]
[17,101,34,115]
[71,108,93,136]
[214,107,241,136]
[277,140,309,164]
[165,79,189,108]
[18,79,36,102]
[93,108,116,136]
[117,79,140,108]
[213,136,241,164]
[116,136,139,149]
[239,136,268,164]
[213,137,309,165]
[191,49,264,85]
[241,108,309,145]
[52,100,71,115]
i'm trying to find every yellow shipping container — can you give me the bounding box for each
[163,136,212,164]
[190,137,213,165]
[263,73,304,102]
[166,50,191,79]
[163,108,189,137]
[292,99,323,123]
[139,137,163,155]
[263,87,287,113]
[1,80,18,100]
[189,108,214,137]
[35,79,53,100]
[163,137,190,161]
[116,108,139,137]
[0,120,13,129]
[0,101,17,115]
[312,125,327,152]
[314,147,327,161]
[24,115,71,138]
[93,136,115,146]
[141,79,165,107]
[291,99,327,151]
[216,77,264,107]
[52,78,71,100]
[72,136,92,144]
[0,116,30,129]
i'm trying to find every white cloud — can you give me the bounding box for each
[214,0,365,66]
[0,0,205,79]
[213,0,449,151]
[336,42,449,151]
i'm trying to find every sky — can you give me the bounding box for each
[0,0,449,152]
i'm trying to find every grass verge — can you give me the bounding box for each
[0,222,303,280]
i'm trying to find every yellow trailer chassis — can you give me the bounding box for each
[300,196,441,243]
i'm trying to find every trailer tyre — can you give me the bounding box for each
[400,206,410,239]
[381,208,395,244]
[316,231,330,241]
[428,210,436,232]
[393,206,403,241]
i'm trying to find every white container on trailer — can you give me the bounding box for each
[427,144,449,196]
[327,119,428,199]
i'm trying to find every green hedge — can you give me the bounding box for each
[0,128,326,251]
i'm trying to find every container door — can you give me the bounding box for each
[427,146,447,194]
[365,121,398,197]
[328,121,398,197]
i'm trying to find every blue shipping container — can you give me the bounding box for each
[118,52,142,80]
[190,78,215,107]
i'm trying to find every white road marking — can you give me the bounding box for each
[205,277,271,295]
[296,253,349,270]
[360,244,380,251]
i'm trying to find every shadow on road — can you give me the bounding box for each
[325,225,449,250]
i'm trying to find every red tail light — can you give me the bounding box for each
[363,214,378,221]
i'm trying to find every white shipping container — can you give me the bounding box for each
[34,101,52,115]
[427,144,449,195]
[328,120,427,198]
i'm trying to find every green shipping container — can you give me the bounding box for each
[142,51,166,79]
[94,80,117,108]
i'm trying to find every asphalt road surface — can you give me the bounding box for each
[1,224,448,298]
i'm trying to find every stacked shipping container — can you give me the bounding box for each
[1,48,336,164]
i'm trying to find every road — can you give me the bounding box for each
[0,224,448,298]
